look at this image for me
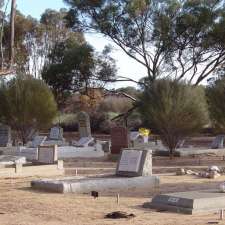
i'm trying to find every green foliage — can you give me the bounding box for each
[206,77,225,132]
[0,75,57,143]
[138,79,208,157]
[65,0,225,85]
[42,37,116,107]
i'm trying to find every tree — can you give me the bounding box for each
[42,37,116,107]
[0,75,57,143]
[138,79,208,158]
[206,76,225,132]
[64,0,225,85]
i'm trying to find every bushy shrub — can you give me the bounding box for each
[206,77,225,132]
[138,79,208,158]
[0,75,57,143]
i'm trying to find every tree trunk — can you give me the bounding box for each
[169,148,174,160]
[9,0,16,68]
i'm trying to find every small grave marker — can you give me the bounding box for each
[38,145,57,164]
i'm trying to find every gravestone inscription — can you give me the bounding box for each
[116,148,152,177]
[77,111,91,138]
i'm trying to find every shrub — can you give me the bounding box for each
[206,77,225,132]
[138,79,208,158]
[0,75,58,143]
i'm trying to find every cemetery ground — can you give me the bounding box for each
[1,156,225,225]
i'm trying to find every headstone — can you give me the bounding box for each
[145,189,225,214]
[0,124,11,147]
[211,135,224,149]
[116,148,152,177]
[49,126,64,140]
[30,135,47,148]
[77,111,91,138]
[72,136,94,147]
[111,127,129,154]
[38,145,57,164]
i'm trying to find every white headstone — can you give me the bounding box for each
[38,145,57,164]
[118,150,143,172]
[49,126,63,140]
[116,148,152,177]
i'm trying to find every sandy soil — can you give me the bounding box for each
[1,172,225,225]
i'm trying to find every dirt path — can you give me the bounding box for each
[1,174,225,225]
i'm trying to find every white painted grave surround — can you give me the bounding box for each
[118,150,143,172]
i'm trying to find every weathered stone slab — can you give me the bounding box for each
[0,124,11,147]
[116,148,152,177]
[111,127,129,154]
[37,145,57,164]
[145,189,225,214]
[30,135,47,148]
[77,111,91,138]
[31,175,160,194]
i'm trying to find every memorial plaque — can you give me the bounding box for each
[49,126,63,140]
[38,145,57,164]
[77,111,91,138]
[118,150,143,172]
[111,127,128,154]
[116,148,152,177]
[0,124,11,147]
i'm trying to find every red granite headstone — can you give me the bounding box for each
[111,127,129,154]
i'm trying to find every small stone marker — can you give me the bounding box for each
[49,126,64,140]
[111,127,129,154]
[77,111,91,138]
[211,135,225,149]
[0,124,12,147]
[38,145,57,164]
[31,135,47,148]
[116,148,152,177]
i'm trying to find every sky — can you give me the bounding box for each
[10,0,145,89]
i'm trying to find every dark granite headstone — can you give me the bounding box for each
[37,145,58,164]
[0,124,11,147]
[211,135,224,149]
[111,127,128,154]
[116,148,152,177]
[77,111,91,138]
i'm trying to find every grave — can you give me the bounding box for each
[211,135,224,149]
[49,126,64,140]
[116,148,152,177]
[0,124,12,147]
[31,147,159,194]
[111,127,129,154]
[144,189,225,214]
[77,111,91,138]
[37,145,58,164]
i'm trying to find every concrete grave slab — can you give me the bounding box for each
[116,148,152,177]
[31,175,160,194]
[145,189,225,214]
